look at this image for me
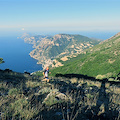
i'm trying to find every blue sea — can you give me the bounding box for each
[0,36,42,73]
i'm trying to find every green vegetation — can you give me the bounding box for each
[0,70,119,120]
[50,33,120,79]
[0,58,4,64]
[47,34,100,58]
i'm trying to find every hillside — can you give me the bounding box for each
[21,33,100,69]
[0,69,120,120]
[49,32,120,79]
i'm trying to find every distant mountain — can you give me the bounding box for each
[50,32,120,79]
[21,33,100,69]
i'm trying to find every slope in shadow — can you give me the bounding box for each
[55,73,120,85]
[54,74,119,120]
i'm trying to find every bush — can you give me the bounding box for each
[8,88,19,97]
[0,58,4,64]
[10,98,39,119]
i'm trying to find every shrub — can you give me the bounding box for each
[8,88,19,97]
[10,98,39,119]
[26,80,41,88]
[96,74,105,79]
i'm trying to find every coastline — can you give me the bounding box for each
[21,33,102,71]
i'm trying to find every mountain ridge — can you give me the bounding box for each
[49,32,120,79]
[21,33,100,69]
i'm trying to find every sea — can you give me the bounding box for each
[0,36,42,73]
[0,31,117,73]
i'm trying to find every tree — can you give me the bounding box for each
[0,58,4,64]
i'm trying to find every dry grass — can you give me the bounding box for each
[0,71,120,120]
[70,78,78,84]
[86,80,101,88]
[26,80,41,88]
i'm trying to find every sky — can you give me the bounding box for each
[0,0,120,36]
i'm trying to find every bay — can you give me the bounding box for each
[0,36,42,73]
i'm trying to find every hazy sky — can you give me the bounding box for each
[0,0,120,35]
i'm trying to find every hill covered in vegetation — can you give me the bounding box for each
[21,33,100,69]
[49,32,120,79]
